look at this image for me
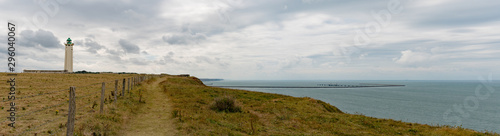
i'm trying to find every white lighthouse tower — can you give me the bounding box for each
[64,38,74,73]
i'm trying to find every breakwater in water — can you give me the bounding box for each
[212,83,405,88]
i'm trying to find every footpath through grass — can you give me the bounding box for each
[120,77,176,135]
[161,76,498,136]
[76,76,177,136]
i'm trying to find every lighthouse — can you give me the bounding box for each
[64,38,74,73]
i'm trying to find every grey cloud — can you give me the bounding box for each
[106,49,122,61]
[3,0,499,80]
[129,58,149,65]
[158,51,177,65]
[59,1,157,21]
[226,0,386,27]
[161,23,210,45]
[406,1,500,28]
[67,22,85,28]
[122,9,145,19]
[279,56,308,70]
[81,38,106,53]
[118,39,140,54]
[448,29,475,33]
[195,56,229,67]
[162,33,207,45]
[19,29,62,48]
[195,56,214,64]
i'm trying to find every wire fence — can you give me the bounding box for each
[0,75,161,136]
[1,88,69,102]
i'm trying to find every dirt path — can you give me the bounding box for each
[121,77,177,136]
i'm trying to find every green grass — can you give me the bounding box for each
[161,76,499,136]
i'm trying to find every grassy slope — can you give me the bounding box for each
[161,76,498,136]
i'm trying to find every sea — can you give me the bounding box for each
[202,80,500,133]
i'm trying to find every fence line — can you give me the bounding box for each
[1,88,69,102]
[0,82,114,133]
[0,99,69,125]
[17,101,68,119]
[2,81,111,103]
[75,89,101,100]
[3,75,162,135]
[0,84,102,124]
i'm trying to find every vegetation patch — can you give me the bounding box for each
[160,76,498,136]
[211,96,242,113]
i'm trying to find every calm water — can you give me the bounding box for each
[204,80,500,133]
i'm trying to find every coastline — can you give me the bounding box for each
[163,77,497,135]
[204,80,500,134]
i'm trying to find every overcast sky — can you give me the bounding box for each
[1,0,499,80]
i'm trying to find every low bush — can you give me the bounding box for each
[211,96,241,113]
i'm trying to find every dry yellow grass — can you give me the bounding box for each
[0,73,137,135]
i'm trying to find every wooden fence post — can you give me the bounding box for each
[122,78,126,96]
[100,82,105,114]
[67,87,76,136]
[139,88,142,102]
[127,78,130,93]
[114,80,118,104]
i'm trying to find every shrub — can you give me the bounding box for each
[211,96,242,113]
